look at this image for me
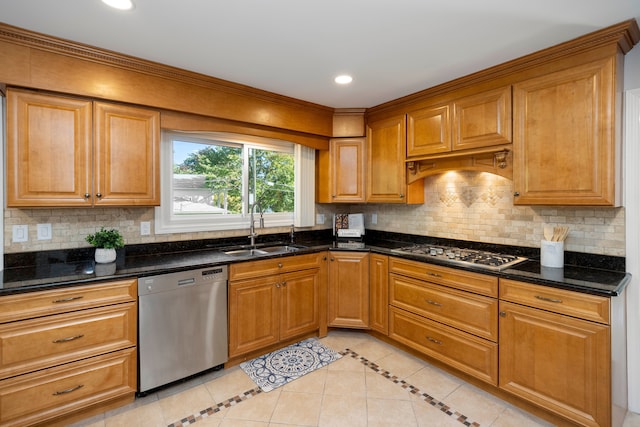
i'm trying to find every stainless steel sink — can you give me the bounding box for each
[224,248,268,257]
[223,244,307,258]
[259,245,302,254]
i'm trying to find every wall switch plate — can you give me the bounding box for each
[12,225,28,243]
[316,214,325,225]
[140,221,151,236]
[37,223,52,240]
[371,213,378,225]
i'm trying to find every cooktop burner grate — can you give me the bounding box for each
[392,244,527,271]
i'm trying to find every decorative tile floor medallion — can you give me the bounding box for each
[240,338,342,392]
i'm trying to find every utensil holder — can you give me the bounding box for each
[541,240,564,268]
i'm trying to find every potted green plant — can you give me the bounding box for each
[85,227,124,263]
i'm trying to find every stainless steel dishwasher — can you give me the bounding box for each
[137,265,228,393]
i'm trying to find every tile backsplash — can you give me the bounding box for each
[4,171,625,256]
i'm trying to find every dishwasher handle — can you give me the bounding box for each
[178,278,196,286]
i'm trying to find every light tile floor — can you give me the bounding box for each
[71,330,640,427]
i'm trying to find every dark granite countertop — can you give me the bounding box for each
[0,230,630,297]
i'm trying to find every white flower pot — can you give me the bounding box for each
[95,248,116,264]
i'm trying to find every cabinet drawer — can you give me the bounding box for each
[499,279,610,324]
[230,252,325,281]
[389,307,497,385]
[0,302,136,379]
[0,347,136,427]
[390,274,498,341]
[389,257,498,297]
[0,279,137,324]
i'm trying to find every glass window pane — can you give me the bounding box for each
[172,140,243,215]
[248,148,295,214]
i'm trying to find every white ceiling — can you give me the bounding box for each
[1,0,639,108]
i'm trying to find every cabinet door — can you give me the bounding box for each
[328,252,369,328]
[499,301,610,427]
[452,86,511,151]
[369,253,389,335]
[229,276,280,357]
[94,102,160,206]
[407,104,451,157]
[6,88,92,207]
[280,268,320,340]
[366,116,424,203]
[317,138,366,203]
[512,57,618,205]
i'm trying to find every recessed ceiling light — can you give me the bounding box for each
[101,0,134,10]
[334,75,353,85]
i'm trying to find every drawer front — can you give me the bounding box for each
[0,279,137,324]
[390,274,498,341]
[0,347,136,427]
[499,279,610,324]
[389,306,498,385]
[0,302,137,379]
[389,257,498,297]
[230,252,325,281]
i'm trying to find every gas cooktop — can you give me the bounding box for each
[392,244,528,271]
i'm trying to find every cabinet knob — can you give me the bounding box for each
[278,263,283,268]
[499,311,506,317]
[96,193,102,198]
[275,283,281,288]
[84,193,91,199]
[400,194,404,198]
[330,258,334,262]
[513,192,520,197]
[281,281,287,287]
[323,256,327,261]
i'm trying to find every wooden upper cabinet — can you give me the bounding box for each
[316,138,365,203]
[452,86,512,151]
[6,88,160,207]
[407,105,451,157]
[406,86,512,158]
[94,102,160,206]
[366,115,424,204]
[512,57,619,206]
[7,89,92,207]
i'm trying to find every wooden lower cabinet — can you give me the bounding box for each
[0,348,136,427]
[228,253,324,359]
[499,279,612,427]
[0,279,137,427]
[369,253,389,335]
[389,307,498,385]
[327,251,370,328]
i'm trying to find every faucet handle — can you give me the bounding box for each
[290,224,295,243]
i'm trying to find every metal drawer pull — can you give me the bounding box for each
[52,296,84,303]
[426,336,443,345]
[535,295,563,303]
[53,384,84,396]
[426,299,442,307]
[53,334,84,343]
[426,272,442,278]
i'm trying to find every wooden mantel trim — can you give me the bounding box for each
[0,22,334,140]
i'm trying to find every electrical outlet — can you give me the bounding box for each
[37,223,52,240]
[12,225,28,243]
[140,221,151,236]
[371,213,378,225]
[316,214,325,225]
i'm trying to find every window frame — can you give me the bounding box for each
[155,131,314,234]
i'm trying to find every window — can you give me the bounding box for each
[155,131,315,234]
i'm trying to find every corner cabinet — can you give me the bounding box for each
[512,56,620,206]
[228,253,324,361]
[6,88,160,207]
[316,138,366,203]
[366,115,424,203]
[327,251,370,328]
